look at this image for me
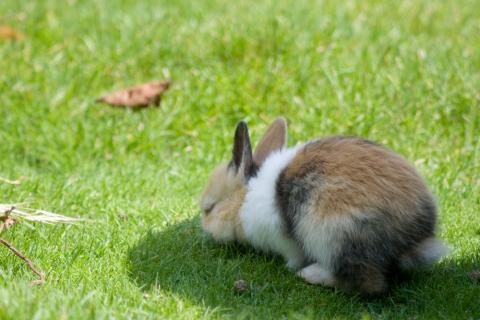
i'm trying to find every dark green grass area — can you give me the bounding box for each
[128,220,479,319]
[1,0,479,318]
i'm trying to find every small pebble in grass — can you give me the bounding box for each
[234,279,248,293]
[468,270,480,282]
[117,211,128,220]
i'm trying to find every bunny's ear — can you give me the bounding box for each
[231,121,256,178]
[253,117,288,166]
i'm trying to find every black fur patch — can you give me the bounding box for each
[275,167,323,236]
[245,162,259,179]
[231,121,259,180]
[332,214,401,293]
[332,196,437,294]
[275,142,325,236]
[227,160,259,180]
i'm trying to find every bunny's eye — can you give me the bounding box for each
[204,203,216,215]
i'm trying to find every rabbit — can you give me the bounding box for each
[200,117,449,294]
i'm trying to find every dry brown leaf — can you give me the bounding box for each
[0,215,16,232]
[96,80,171,109]
[0,205,16,232]
[0,25,25,41]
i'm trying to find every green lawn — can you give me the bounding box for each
[1,0,479,319]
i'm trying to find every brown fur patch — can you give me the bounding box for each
[333,260,388,295]
[360,266,388,294]
[284,137,429,219]
[202,188,247,239]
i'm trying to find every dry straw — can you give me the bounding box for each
[1,204,84,225]
[1,204,85,285]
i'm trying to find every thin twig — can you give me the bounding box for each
[0,238,45,285]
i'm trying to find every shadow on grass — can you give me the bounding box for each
[127,218,480,318]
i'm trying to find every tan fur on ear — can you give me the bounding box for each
[253,117,288,165]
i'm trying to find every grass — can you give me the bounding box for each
[0,0,479,318]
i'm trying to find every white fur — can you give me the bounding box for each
[297,263,335,286]
[239,145,305,268]
[416,238,450,263]
[400,237,451,270]
[296,208,372,270]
